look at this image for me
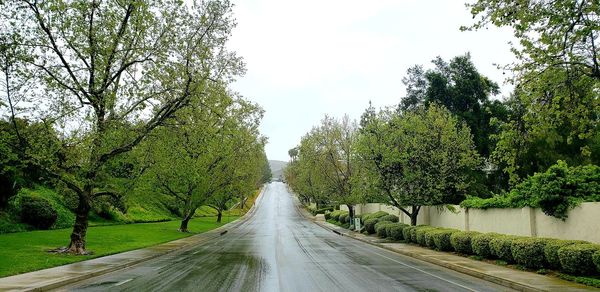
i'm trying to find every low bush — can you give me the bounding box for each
[558,244,600,275]
[387,223,408,241]
[416,226,437,246]
[489,235,520,263]
[424,228,442,249]
[450,231,481,254]
[324,211,332,220]
[362,211,389,221]
[511,238,550,269]
[472,233,502,259]
[378,214,399,223]
[338,213,348,224]
[313,207,334,215]
[364,218,379,234]
[544,239,589,269]
[375,221,395,238]
[330,210,347,222]
[593,251,600,274]
[20,196,57,229]
[431,229,460,251]
[403,226,416,243]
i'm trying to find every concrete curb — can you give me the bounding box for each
[306,216,594,292]
[0,186,267,292]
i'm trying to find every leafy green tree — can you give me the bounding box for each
[0,0,242,253]
[355,104,480,225]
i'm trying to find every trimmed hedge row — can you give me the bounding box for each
[365,222,600,276]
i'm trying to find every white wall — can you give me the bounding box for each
[342,202,600,243]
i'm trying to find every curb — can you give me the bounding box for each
[1,186,267,292]
[312,220,542,292]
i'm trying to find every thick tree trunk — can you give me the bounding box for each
[410,206,420,226]
[67,192,91,255]
[346,204,355,222]
[217,211,222,223]
[179,214,192,232]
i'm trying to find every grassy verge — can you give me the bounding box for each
[0,216,238,278]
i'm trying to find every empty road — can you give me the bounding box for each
[59,182,513,292]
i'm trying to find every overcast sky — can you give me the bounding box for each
[228,0,516,162]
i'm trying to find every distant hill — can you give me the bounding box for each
[269,160,288,180]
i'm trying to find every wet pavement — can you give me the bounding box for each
[58,182,513,292]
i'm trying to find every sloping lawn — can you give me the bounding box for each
[0,217,237,277]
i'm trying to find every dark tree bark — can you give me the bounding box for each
[216,211,222,223]
[67,190,92,254]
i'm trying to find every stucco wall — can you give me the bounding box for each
[341,202,600,243]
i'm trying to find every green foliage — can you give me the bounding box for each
[330,210,346,222]
[416,226,437,246]
[489,235,521,263]
[364,218,379,235]
[424,229,442,249]
[355,104,480,225]
[450,231,481,255]
[19,196,57,230]
[375,221,395,238]
[402,226,416,243]
[557,273,600,289]
[511,238,550,269]
[362,211,388,222]
[338,213,349,224]
[558,244,600,275]
[471,233,501,258]
[387,223,408,241]
[594,251,600,274]
[544,239,589,269]
[377,214,399,223]
[461,161,600,219]
[431,229,460,251]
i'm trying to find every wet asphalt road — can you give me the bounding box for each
[59,182,513,292]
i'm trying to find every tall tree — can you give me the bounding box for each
[0,0,242,253]
[355,104,480,225]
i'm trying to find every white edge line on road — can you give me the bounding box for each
[114,278,133,286]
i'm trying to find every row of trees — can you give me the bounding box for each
[286,0,599,225]
[0,0,268,254]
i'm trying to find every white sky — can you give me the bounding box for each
[228,0,516,162]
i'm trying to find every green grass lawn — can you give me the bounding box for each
[0,216,238,278]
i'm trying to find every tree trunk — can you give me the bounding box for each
[410,206,420,226]
[179,214,192,232]
[346,204,355,222]
[217,211,222,223]
[67,192,91,254]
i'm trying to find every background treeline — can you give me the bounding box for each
[286,0,600,224]
[0,0,270,254]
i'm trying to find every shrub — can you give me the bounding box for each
[314,207,334,215]
[472,233,502,259]
[20,196,58,229]
[375,221,395,238]
[450,231,481,254]
[490,235,520,263]
[544,239,589,269]
[593,250,600,274]
[511,238,550,269]
[424,229,443,249]
[558,244,600,275]
[387,223,408,241]
[330,210,346,222]
[364,218,379,234]
[362,211,388,221]
[338,213,348,224]
[403,226,416,243]
[324,211,332,220]
[416,226,437,246]
[431,229,460,251]
[378,214,399,223]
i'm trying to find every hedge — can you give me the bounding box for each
[544,239,589,269]
[593,251,600,274]
[364,218,379,234]
[402,226,416,243]
[490,235,521,263]
[558,244,600,275]
[362,211,389,221]
[378,214,399,223]
[450,231,480,254]
[424,229,441,249]
[416,227,437,246]
[387,223,408,241]
[472,233,502,259]
[20,196,57,229]
[375,221,395,238]
[431,229,460,251]
[511,238,550,269]
[329,210,345,222]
